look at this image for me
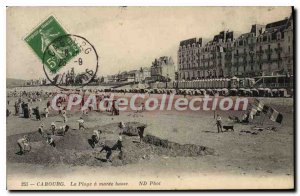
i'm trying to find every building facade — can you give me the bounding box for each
[230,24,265,77]
[178,14,294,80]
[151,56,176,81]
[178,32,234,80]
[136,67,151,82]
[177,38,202,80]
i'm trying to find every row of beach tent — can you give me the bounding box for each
[103,88,290,97]
[151,79,232,89]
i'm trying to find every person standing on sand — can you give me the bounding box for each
[28,106,32,118]
[50,122,56,135]
[57,102,62,115]
[14,101,18,115]
[35,106,41,121]
[44,107,49,118]
[78,117,85,130]
[47,100,51,109]
[216,114,223,133]
[61,107,67,123]
[111,100,116,116]
[18,102,22,117]
[38,123,45,137]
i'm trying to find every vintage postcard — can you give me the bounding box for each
[6,7,294,190]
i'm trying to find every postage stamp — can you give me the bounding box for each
[24,16,80,73]
[42,34,99,90]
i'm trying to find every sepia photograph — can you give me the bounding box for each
[6,6,295,190]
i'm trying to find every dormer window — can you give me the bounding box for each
[277,32,281,40]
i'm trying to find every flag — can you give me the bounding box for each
[249,107,257,120]
[268,108,283,124]
[253,98,264,111]
[249,99,264,119]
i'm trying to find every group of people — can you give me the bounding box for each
[9,88,138,162]
[90,122,125,162]
[12,101,49,121]
[17,119,123,163]
[6,93,51,121]
[17,118,86,155]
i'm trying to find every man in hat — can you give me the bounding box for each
[216,114,223,133]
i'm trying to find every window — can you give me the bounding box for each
[277,43,281,60]
[277,32,281,40]
[263,36,267,42]
[267,45,271,61]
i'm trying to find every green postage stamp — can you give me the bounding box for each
[24,16,80,73]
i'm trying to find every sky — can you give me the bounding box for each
[6,6,292,80]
